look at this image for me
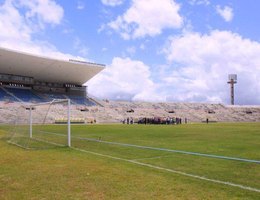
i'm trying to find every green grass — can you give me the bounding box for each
[0,123,260,199]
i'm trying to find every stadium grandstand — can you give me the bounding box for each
[0,47,104,106]
[0,47,259,124]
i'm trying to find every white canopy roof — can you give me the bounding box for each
[0,47,105,85]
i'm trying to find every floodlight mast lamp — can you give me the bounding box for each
[227,74,237,105]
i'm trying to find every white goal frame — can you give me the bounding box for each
[28,99,71,147]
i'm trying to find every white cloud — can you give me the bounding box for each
[18,0,64,25]
[126,46,136,56]
[102,47,108,52]
[89,30,260,105]
[216,5,233,22]
[0,0,32,41]
[162,30,260,104]
[101,0,124,7]
[73,38,89,57]
[0,0,83,60]
[88,57,163,102]
[140,44,145,50]
[108,0,183,39]
[77,1,85,10]
[189,0,210,6]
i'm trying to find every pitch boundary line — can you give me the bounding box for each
[8,137,66,149]
[36,130,260,164]
[8,141,32,150]
[71,147,260,193]
[133,154,175,161]
[11,135,259,193]
[32,137,66,147]
[76,137,260,164]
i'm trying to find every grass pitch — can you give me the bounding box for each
[0,123,260,199]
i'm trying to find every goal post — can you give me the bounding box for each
[9,99,72,149]
[67,98,71,147]
[29,99,71,147]
[29,106,32,138]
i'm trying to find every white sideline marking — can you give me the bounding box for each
[32,137,65,147]
[76,137,260,164]
[37,130,260,164]
[8,137,65,149]
[133,154,175,161]
[71,147,260,193]
[8,141,31,150]
[11,135,259,193]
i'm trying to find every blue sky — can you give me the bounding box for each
[0,0,259,104]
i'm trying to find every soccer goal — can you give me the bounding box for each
[8,99,71,149]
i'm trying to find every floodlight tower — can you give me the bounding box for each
[227,74,237,105]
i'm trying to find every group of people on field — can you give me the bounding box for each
[122,117,134,124]
[122,117,187,125]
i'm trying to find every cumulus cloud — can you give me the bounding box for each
[108,0,183,39]
[125,46,136,56]
[89,30,260,105]
[216,5,233,22]
[101,0,124,7]
[73,38,89,57]
[18,0,64,26]
[0,0,31,41]
[77,1,85,10]
[162,30,260,104]
[88,57,163,102]
[189,0,210,6]
[0,0,83,60]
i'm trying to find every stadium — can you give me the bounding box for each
[0,47,260,199]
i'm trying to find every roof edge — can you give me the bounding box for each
[0,46,105,68]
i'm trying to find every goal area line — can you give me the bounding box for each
[8,137,66,150]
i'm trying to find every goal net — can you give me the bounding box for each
[8,99,72,149]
